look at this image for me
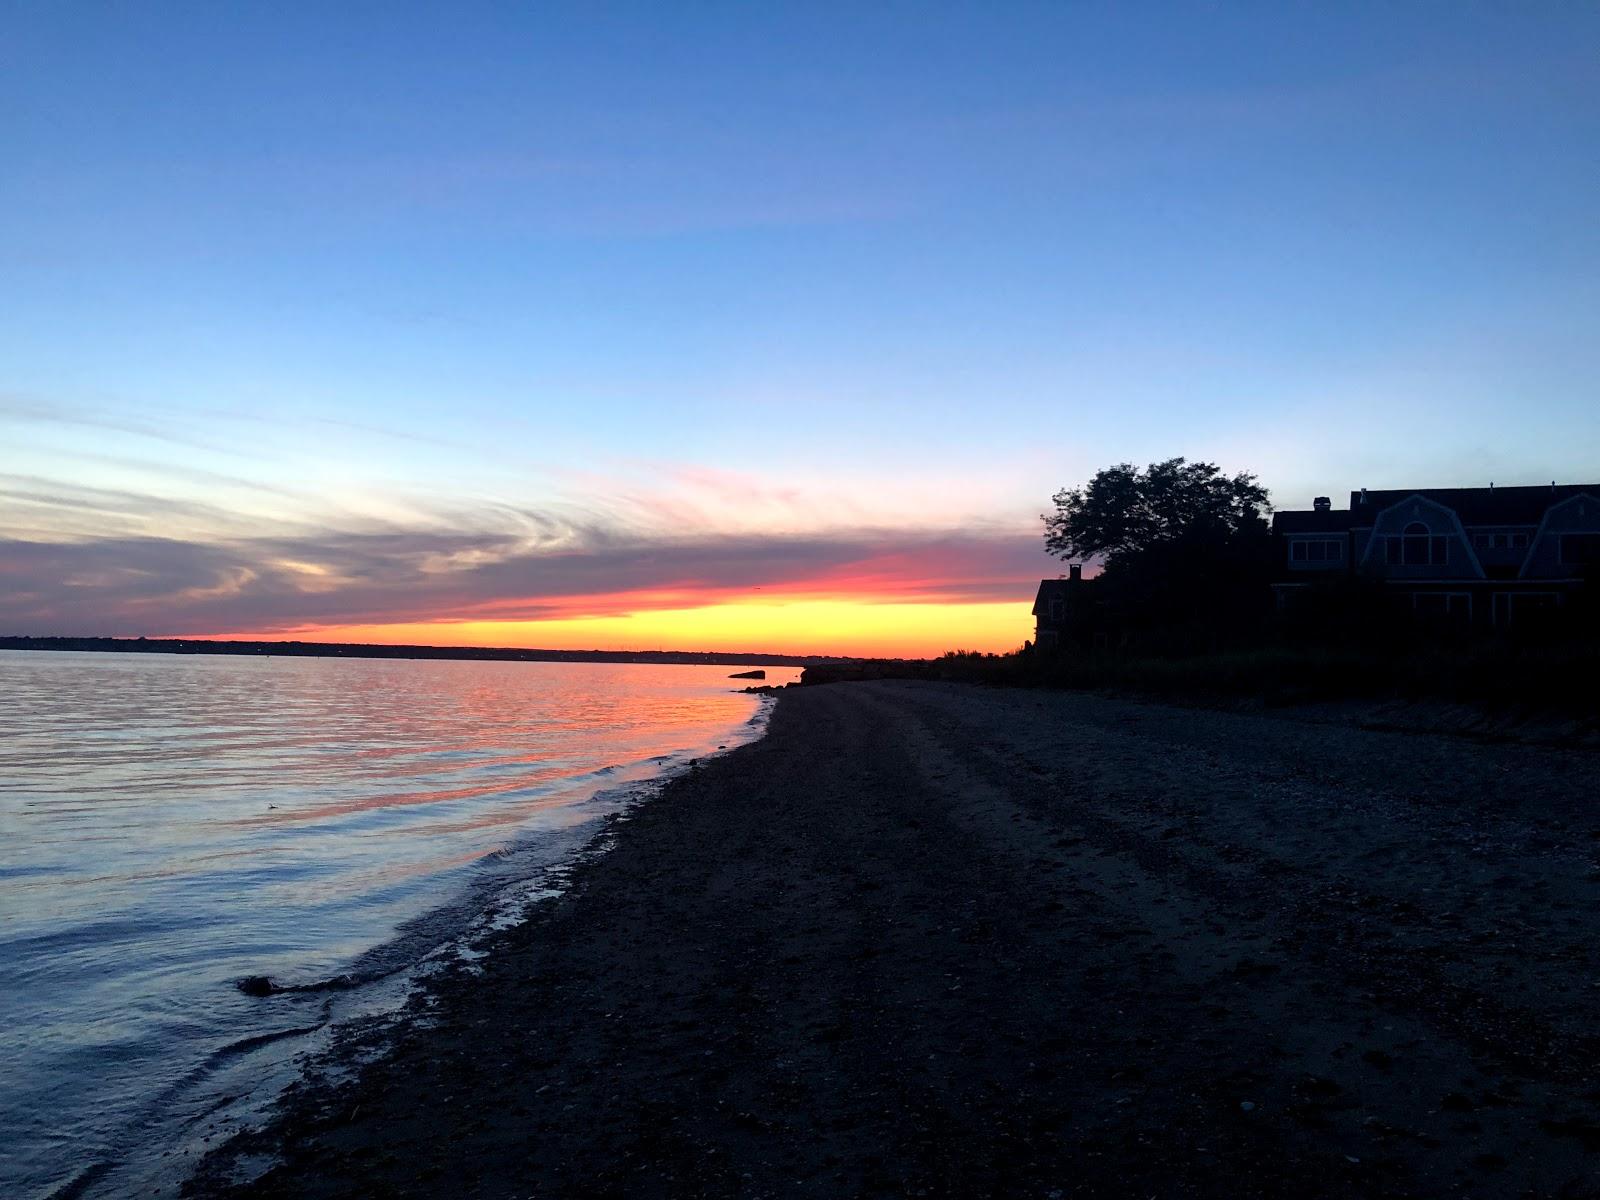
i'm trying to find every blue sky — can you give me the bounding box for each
[4,3,1599,647]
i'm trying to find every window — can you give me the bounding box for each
[1474,531,1530,552]
[1560,533,1600,566]
[1386,522,1448,566]
[1291,539,1342,563]
[1048,598,1065,621]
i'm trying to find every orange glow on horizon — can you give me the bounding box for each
[197,599,1032,659]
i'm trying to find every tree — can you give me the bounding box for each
[1043,459,1274,644]
[1043,458,1269,566]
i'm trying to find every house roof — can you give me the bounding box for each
[1350,485,1600,526]
[1272,510,1353,534]
[1273,484,1600,533]
[1032,577,1074,615]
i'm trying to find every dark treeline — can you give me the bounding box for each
[0,636,839,668]
[809,461,1600,722]
[807,609,1600,722]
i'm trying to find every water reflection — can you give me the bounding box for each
[0,651,797,1199]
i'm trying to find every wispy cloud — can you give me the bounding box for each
[2,400,1047,642]
[0,395,265,458]
[0,518,1045,639]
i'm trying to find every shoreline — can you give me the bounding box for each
[58,724,775,1200]
[189,681,1600,1198]
[3,658,784,1200]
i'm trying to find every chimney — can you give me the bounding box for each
[1069,563,1083,582]
[1358,487,1369,505]
[1313,496,1331,512]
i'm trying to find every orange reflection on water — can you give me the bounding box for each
[2,651,787,1200]
[225,764,578,826]
[211,658,759,830]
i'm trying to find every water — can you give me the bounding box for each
[0,650,796,1198]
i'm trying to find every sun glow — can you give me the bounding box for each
[208,599,1032,659]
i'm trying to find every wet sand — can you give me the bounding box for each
[190,681,1600,1198]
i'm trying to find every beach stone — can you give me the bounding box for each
[237,975,276,997]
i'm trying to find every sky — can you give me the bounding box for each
[4,3,1598,656]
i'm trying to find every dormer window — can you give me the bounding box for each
[1384,522,1449,566]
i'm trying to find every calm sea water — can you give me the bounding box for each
[0,650,796,1199]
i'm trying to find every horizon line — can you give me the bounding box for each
[0,634,911,664]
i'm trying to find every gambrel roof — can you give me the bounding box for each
[1276,484,1600,537]
[1349,485,1600,526]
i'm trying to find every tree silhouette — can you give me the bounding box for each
[1043,458,1273,643]
[1043,458,1270,566]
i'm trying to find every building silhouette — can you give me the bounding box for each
[1272,483,1600,626]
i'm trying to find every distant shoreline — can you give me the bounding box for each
[0,635,850,668]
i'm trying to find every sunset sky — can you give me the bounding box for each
[6,5,1599,656]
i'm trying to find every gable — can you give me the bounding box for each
[1031,579,1068,616]
[1519,492,1600,577]
[1359,494,1484,578]
[1537,491,1600,529]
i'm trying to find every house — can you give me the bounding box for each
[1271,483,1600,626]
[1032,564,1091,648]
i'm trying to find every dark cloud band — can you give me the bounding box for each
[0,523,1044,637]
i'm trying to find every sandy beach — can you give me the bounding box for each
[189,681,1600,1199]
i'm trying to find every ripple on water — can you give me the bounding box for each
[0,651,796,1199]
